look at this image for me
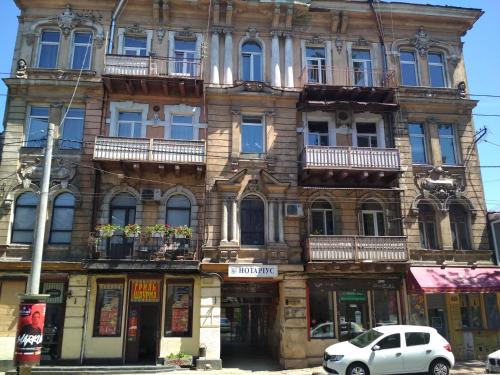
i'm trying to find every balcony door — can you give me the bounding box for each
[361,201,385,236]
[174,39,196,76]
[307,121,329,146]
[109,193,137,258]
[240,195,265,246]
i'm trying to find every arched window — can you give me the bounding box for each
[310,200,334,235]
[110,193,137,227]
[166,195,191,227]
[361,200,385,236]
[12,192,39,244]
[241,41,262,81]
[450,204,471,250]
[50,193,76,244]
[240,195,264,246]
[418,203,438,249]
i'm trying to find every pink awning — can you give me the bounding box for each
[408,267,500,293]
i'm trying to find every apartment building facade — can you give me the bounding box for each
[0,0,497,370]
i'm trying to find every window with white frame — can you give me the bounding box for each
[361,200,385,236]
[241,116,264,154]
[450,204,471,250]
[174,39,197,76]
[356,123,378,147]
[60,108,85,149]
[307,121,329,146]
[171,115,194,141]
[38,30,61,68]
[428,52,446,88]
[166,195,191,227]
[418,203,438,250]
[49,192,76,244]
[438,124,458,165]
[352,49,373,86]
[117,112,142,138]
[306,47,326,84]
[400,50,418,86]
[12,192,39,244]
[408,123,428,164]
[26,106,49,147]
[71,32,93,70]
[241,41,263,81]
[310,200,334,235]
[123,35,147,56]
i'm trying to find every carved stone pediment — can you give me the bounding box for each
[18,157,77,187]
[175,27,196,41]
[126,24,146,35]
[354,37,368,47]
[416,166,463,201]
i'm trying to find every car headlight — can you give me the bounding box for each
[324,353,344,362]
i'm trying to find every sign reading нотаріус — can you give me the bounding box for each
[228,265,278,278]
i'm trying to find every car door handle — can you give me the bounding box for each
[426,350,433,354]
[396,352,402,357]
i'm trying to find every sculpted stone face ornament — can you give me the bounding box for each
[57,4,78,36]
[411,26,433,56]
[16,59,27,78]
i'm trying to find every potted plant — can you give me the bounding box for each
[144,224,165,238]
[164,224,175,239]
[164,352,193,367]
[96,224,121,238]
[174,225,192,239]
[123,224,141,238]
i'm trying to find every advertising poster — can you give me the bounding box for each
[14,302,46,366]
[98,288,121,336]
[171,286,190,333]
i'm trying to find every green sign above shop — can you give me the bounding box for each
[340,292,367,302]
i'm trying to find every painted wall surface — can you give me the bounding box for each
[0,280,25,364]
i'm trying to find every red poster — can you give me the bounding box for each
[172,308,189,333]
[14,302,46,366]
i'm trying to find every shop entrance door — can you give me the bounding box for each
[221,283,279,369]
[427,294,449,340]
[40,281,66,363]
[337,290,369,341]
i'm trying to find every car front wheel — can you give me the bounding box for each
[429,359,449,375]
[346,363,369,375]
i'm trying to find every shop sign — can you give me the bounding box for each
[309,278,400,291]
[130,280,160,303]
[14,301,46,366]
[340,291,367,302]
[228,265,278,278]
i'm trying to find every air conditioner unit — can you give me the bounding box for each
[285,203,304,217]
[336,111,353,126]
[140,188,161,202]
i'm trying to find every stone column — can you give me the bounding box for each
[269,201,276,243]
[427,118,443,165]
[271,31,281,87]
[278,201,284,243]
[325,40,333,84]
[230,198,238,243]
[439,210,454,251]
[223,30,233,85]
[221,199,228,242]
[210,29,220,84]
[284,33,294,88]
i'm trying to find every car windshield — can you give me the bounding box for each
[349,328,384,348]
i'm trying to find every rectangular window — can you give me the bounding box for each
[26,106,49,147]
[451,220,470,250]
[164,282,193,337]
[405,332,430,347]
[241,116,264,154]
[60,108,85,149]
[400,51,418,86]
[38,31,60,68]
[356,123,378,148]
[123,36,147,56]
[438,124,458,165]
[460,294,482,329]
[352,49,372,86]
[171,115,194,140]
[71,32,93,70]
[174,39,197,76]
[373,290,399,326]
[428,53,446,88]
[418,221,438,250]
[307,121,329,146]
[484,293,500,329]
[408,123,427,164]
[306,47,326,84]
[117,112,142,138]
[309,289,335,339]
[93,281,124,337]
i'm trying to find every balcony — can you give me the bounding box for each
[300,146,400,185]
[299,66,397,88]
[102,54,203,96]
[306,236,408,263]
[84,235,198,271]
[93,136,205,174]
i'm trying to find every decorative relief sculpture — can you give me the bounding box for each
[16,59,27,78]
[18,157,77,187]
[126,24,146,35]
[411,26,433,56]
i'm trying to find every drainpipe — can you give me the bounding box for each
[108,0,127,54]
[80,275,92,364]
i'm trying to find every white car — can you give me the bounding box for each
[323,325,454,375]
[486,349,500,373]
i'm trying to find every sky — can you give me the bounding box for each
[0,0,499,210]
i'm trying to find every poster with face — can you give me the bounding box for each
[14,302,46,365]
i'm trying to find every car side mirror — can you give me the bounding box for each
[372,345,381,351]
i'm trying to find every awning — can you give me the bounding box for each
[407,267,500,293]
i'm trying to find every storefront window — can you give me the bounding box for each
[373,290,399,326]
[309,290,334,339]
[484,293,500,329]
[93,280,124,337]
[337,291,368,341]
[460,294,482,329]
[408,294,427,326]
[165,282,193,337]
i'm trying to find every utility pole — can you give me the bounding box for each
[14,104,59,373]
